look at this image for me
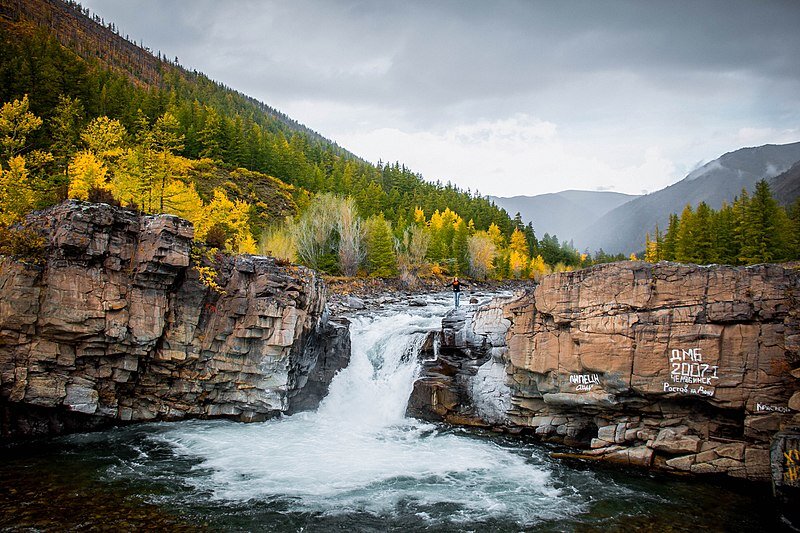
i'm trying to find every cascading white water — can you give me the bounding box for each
[156,299,583,525]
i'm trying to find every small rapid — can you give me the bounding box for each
[155,298,576,525]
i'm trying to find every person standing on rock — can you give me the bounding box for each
[451,277,462,307]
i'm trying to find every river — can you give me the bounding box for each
[0,296,782,531]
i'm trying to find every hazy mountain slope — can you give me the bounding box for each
[575,142,800,254]
[769,161,800,207]
[490,190,638,243]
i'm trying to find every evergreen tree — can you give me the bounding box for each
[739,180,783,264]
[662,213,679,261]
[452,218,470,275]
[364,213,397,276]
[675,204,695,263]
[788,198,800,259]
[693,202,714,264]
[712,203,738,265]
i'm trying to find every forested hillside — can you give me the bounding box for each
[643,180,800,265]
[0,0,591,279]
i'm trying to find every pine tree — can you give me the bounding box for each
[675,204,695,263]
[198,107,225,161]
[787,198,800,260]
[712,203,738,265]
[452,218,470,275]
[50,95,84,172]
[364,213,397,276]
[739,180,782,264]
[662,213,679,261]
[693,202,714,264]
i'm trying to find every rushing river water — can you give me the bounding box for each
[0,296,784,531]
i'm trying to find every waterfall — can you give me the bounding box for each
[314,308,436,428]
[155,299,575,525]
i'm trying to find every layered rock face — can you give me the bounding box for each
[410,261,800,480]
[0,201,348,438]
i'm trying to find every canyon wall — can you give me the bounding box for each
[0,201,349,438]
[410,261,800,481]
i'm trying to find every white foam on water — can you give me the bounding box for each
[156,300,583,525]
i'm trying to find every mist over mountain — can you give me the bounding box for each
[770,161,800,207]
[489,190,638,246]
[572,142,800,254]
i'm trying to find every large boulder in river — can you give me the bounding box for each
[0,201,349,438]
[410,261,800,480]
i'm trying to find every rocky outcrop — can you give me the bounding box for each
[407,297,514,427]
[0,201,349,438]
[410,261,800,481]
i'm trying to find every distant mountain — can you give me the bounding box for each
[490,190,638,245]
[769,161,800,207]
[573,142,800,254]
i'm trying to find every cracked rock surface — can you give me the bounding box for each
[0,201,349,438]
[411,261,800,480]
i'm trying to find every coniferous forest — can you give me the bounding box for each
[643,180,800,266]
[0,0,592,280]
[1,0,797,280]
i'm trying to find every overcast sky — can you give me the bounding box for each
[81,0,800,198]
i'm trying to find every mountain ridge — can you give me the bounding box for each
[574,142,800,254]
[490,190,638,245]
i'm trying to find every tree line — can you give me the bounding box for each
[644,180,800,265]
[0,14,602,280]
[0,20,517,245]
[261,194,587,280]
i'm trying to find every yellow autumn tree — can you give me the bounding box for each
[195,189,257,254]
[161,178,204,222]
[467,230,495,280]
[0,95,42,160]
[0,96,51,224]
[0,156,35,226]
[528,254,549,280]
[487,222,505,249]
[81,116,126,160]
[413,207,426,225]
[508,228,530,278]
[112,149,202,218]
[67,151,109,200]
[260,219,297,262]
[644,233,659,263]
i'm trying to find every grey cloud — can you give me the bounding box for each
[82,1,800,112]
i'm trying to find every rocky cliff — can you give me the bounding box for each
[409,261,800,481]
[0,201,349,438]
